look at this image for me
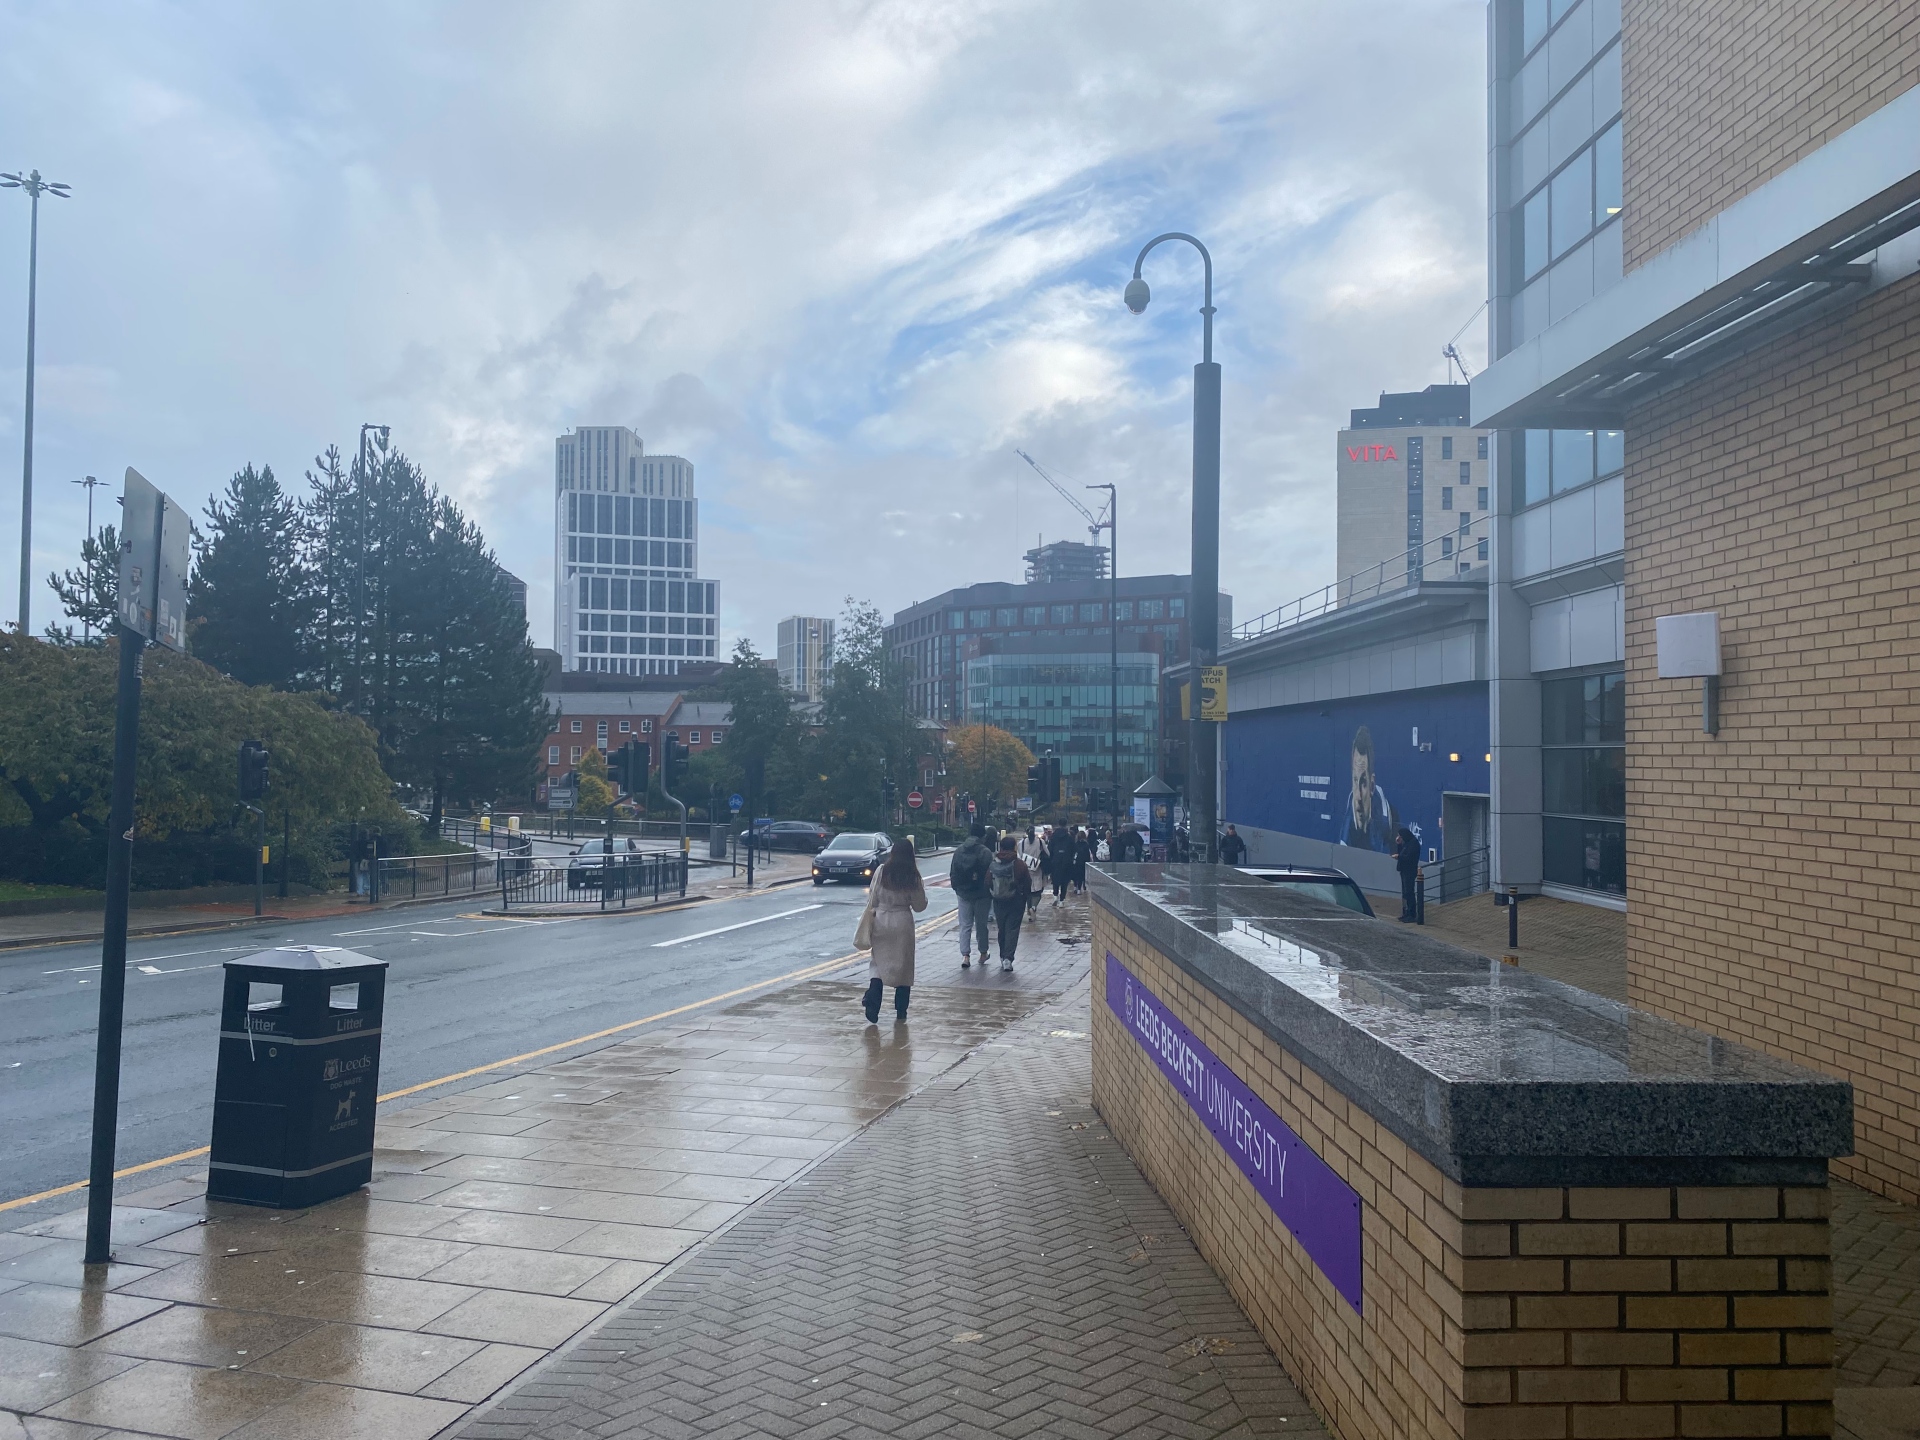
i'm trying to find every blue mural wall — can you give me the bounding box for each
[1223,684,1489,858]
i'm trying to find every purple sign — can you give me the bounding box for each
[1105,951,1363,1312]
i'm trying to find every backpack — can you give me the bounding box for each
[950,844,990,896]
[989,857,1023,900]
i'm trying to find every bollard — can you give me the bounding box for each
[1507,884,1520,950]
[1415,871,1426,925]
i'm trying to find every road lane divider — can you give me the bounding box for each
[651,905,823,948]
[0,907,956,1215]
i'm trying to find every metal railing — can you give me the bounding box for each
[1422,844,1491,906]
[367,840,532,903]
[500,851,689,912]
[1231,512,1493,644]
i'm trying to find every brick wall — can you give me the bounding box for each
[1623,274,1920,1202]
[1092,904,1836,1440]
[1621,0,1920,268]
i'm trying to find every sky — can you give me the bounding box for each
[0,0,1487,655]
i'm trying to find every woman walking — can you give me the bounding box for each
[1071,827,1092,895]
[1046,825,1073,905]
[860,837,928,1022]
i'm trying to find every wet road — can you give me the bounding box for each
[0,878,954,1205]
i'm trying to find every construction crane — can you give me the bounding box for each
[1443,300,1487,384]
[1014,449,1113,549]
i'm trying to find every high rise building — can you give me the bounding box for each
[553,426,720,677]
[776,616,835,701]
[1336,385,1491,599]
[1023,539,1108,584]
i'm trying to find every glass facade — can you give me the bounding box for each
[1518,427,1625,507]
[964,653,1160,791]
[1540,670,1625,894]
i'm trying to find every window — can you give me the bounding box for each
[1478,487,1489,510]
[1441,487,1454,511]
[1023,606,1046,624]
[969,609,990,626]
[1478,436,1489,460]
[1478,538,1489,561]
[1540,671,1626,896]
[641,719,653,734]
[570,746,583,763]
[1113,601,1133,621]
[688,731,701,745]
[1595,119,1623,224]
[1080,603,1102,622]
[1459,461,1472,483]
[710,729,723,745]
[571,720,582,734]
[1521,429,1626,506]
[548,746,560,765]
[996,608,1016,626]
[1522,188,1549,278]
[1169,597,1185,618]
[1441,436,1453,460]
[596,722,608,739]
[1441,537,1455,558]
[618,720,630,733]
[1519,118,1623,284]
[1138,599,1164,620]
[1458,512,1470,532]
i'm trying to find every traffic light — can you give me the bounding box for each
[616,742,650,795]
[1029,756,1060,805]
[1026,764,1040,799]
[882,777,897,807]
[661,734,691,793]
[238,740,270,802]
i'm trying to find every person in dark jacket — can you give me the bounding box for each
[987,835,1034,971]
[1219,824,1247,865]
[948,825,994,967]
[1046,825,1073,905]
[1393,826,1422,922]
[1071,828,1091,894]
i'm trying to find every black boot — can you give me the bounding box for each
[894,984,911,1020]
[863,978,882,1024]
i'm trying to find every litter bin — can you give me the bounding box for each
[709,822,728,860]
[207,945,389,1209]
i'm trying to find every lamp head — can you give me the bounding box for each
[1123,277,1151,314]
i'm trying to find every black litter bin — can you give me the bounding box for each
[207,945,389,1209]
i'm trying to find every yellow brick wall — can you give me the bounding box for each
[1093,905,1835,1440]
[1623,275,1920,1202]
[1620,0,1920,268]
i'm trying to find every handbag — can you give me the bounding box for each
[854,882,879,951]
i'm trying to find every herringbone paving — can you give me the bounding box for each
[458,975,1327,1439]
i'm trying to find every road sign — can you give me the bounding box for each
[906,790,923,809]
[117,467,190,651]
[729,793,744,813]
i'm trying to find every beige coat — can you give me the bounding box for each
[865,870,928,987]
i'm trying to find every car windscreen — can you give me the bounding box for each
[576,840,606,854]
[822,835,871,852]
[1267,878,1368,914]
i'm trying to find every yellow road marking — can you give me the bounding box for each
[0,907,955,1214]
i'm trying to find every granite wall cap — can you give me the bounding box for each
[1092,865,1852,1186]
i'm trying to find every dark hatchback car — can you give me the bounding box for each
[811,832,892,885]
[742,820,833,853]
[1235,866,1375,917]
[567,837,646,889]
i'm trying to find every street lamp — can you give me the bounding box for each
[2,169,72,634]
[1087,482,1118,822]
[1125,232,1220,863]
[73,473,101,642]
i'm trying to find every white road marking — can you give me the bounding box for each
[651,905,823,948]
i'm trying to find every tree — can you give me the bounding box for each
[575,746,616,817]
[809,598,914,827]
[945,724,1035,811]
[721,639,799,814]
[0,632,409,889]
[189,464,308,687]
[46,523,118,641]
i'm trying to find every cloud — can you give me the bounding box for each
[0,0,1486,650]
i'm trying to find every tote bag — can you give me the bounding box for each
[854,881,878,951]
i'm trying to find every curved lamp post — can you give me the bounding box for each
[2,168,72,634]
[1125,233,1219,863]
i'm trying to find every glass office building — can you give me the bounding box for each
[964,649,1160,795]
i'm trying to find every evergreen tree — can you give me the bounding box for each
[812,598,914,827]
[46,523,119,642]
[189,464,307,687]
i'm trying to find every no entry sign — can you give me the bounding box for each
[906,791,924,809]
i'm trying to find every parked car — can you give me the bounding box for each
[568,837,646,889]
[811,832,892,885]
[1237,866,1375,917]
[741,820,832,853]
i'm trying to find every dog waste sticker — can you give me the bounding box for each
[1105,951,1363,1312]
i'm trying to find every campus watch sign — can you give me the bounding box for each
[1105,952,1363,1312]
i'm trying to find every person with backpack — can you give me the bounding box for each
[948,824,994,968]
[987,834,1034,971]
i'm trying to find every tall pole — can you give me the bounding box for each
[1126,232,1220,864]
[85,629,143,1262]
[18,183,34,632]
